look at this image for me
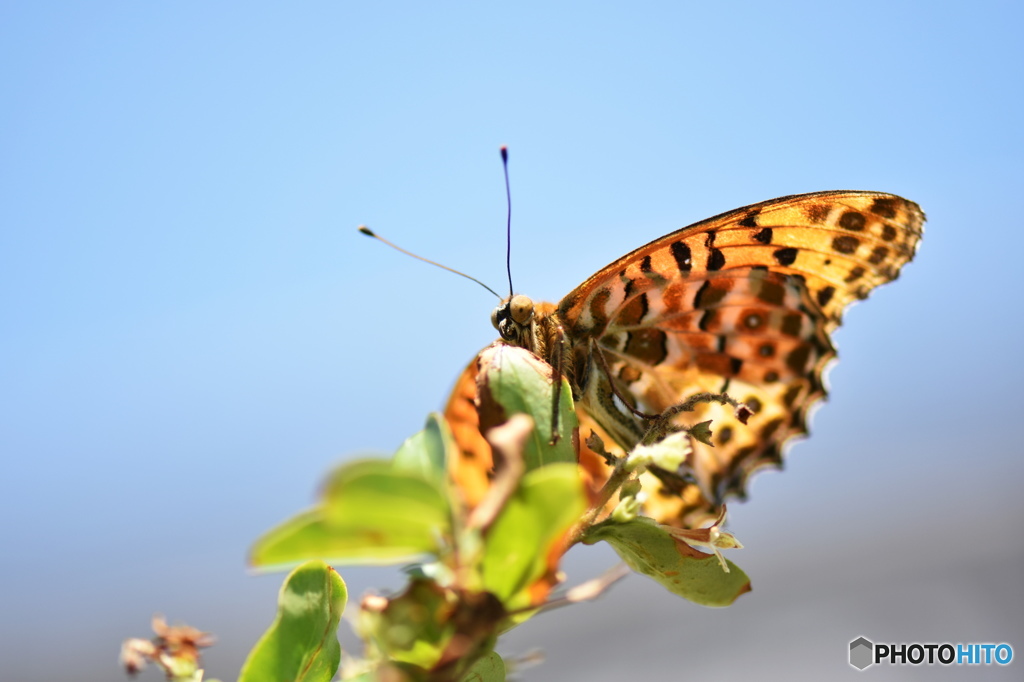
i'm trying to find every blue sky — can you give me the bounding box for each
[2,2,1022,680]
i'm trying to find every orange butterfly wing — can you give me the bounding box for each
[446,191,924,527]
[559,191,924,525]
[445,355,494,509]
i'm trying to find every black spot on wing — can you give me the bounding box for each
[831,235,860,255]
[694,280,728,308]
[839,211,867,231]
[805,203,831,223]
[708,248,726,271]
[756,278,786,305]
[870,197,898,219]
[773,247,798,266]
[845,266,866,283]
[816,286,836,308]
[785,344,812,373]
[780,313,802,337]
[621,268,634,298]
[623,328,668,365]
[698,309,718,332]
[867,246,889,265]
[641,255,654,274]
[670,241,692,273]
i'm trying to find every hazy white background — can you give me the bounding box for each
[2,2,1021,680]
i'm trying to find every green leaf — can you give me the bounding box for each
[687,420,714,446]
[583,518,750,607]
[393,413,453,484]
[480,463,587,609]
[238,561,347,682]
[459,651,505,682]
[250,460,451,569]
[320,459,451,533]
[250,508,441,568]
[478,346,577,471]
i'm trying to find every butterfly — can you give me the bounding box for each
[445,191,924,527]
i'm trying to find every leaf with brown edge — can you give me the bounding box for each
[445,344,580,511]
[582,517,750,607]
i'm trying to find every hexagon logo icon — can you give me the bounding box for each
[850,636,874,670]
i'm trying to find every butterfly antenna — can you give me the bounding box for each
[358,226,502,299]
[501,145,514,297]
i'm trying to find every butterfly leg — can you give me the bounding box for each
[590,344,659,421]
[548,340,564,446]
[587,336,753,447]
[545,315,601,445]
[542,318,578,446]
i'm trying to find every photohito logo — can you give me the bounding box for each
[849,636,1014,670]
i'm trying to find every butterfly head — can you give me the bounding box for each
[491,294,535,346]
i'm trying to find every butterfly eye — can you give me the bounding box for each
[498,318,517,341]
[490,307,501,330]
[509,294,534,325]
